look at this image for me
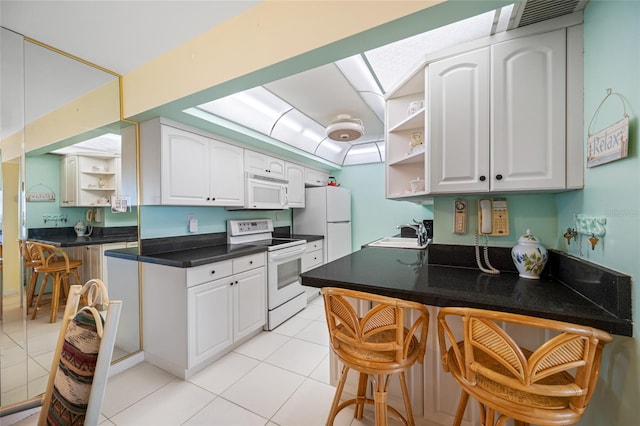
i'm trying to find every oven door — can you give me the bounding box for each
[267,244,305,309]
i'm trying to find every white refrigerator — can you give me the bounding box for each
[294,186,352,263]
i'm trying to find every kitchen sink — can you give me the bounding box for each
[368,237,429,250]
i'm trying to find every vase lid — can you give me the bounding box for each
[517,229,541,245]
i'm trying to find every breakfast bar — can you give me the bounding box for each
[301,244,632,337]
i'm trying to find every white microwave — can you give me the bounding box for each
[244,173,289,210]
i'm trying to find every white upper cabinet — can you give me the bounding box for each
[161,125,211,205]
[304,167,330,187]
[491,29,566,191]
[209,141,245,206]
[285,162,305,208]
[244,150,286,180]
[384,70,426,199]
[140,119,244,206]
[425,28,573,195]
[427,47,490,193]
[60,154,120,207]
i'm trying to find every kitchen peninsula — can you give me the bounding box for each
[301,244,632,337]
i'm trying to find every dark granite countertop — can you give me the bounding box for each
[104,229,324,268]
[301,245,632,337]
[28,226,138,247]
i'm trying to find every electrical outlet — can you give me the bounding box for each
[189,217,198,232]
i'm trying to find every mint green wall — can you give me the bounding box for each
[140,206,292,239]
[25,154,137,229]
[334,163,433,250]
[432,194,558,248]
[557,2,638,425]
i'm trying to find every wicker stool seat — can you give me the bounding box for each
[322,287,429,426]
[438,307,613,426]
[28,242,83,323]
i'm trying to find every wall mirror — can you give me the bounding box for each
[0,29,140,407]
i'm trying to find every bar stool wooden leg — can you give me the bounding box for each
[326,365,350,426]
[355,372,368,419]
[398,371,415,426]
[31,273,50,320]
[451,391,469,426]
[373,375,389,426]
[25,269,40,312]
[49,273,62,323]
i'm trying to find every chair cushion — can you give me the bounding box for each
[47,309,104,425]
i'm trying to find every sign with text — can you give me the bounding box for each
[587,116,629,167]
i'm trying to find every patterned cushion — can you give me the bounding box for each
[47,309,104,426]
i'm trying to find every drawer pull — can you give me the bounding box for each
[211,270,216,275]
[249,260,253,265]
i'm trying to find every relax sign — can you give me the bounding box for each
[587,116,629,167]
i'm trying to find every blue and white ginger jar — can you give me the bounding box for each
[511,229,548,279]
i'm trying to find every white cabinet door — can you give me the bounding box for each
[428,47,490,194]
[244,150,285,179]
[210,140,244,206]
[304,167,329,187]
[285,162,305,208]
[491,29,566,191]
[161,125,211,205]
[59,155,78,206]
[233,267,266,341]
[188,278,233,368]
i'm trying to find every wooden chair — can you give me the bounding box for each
[321,287,429,426]
[28,242,83,323]
[437,307,613,426]
[38,279,122,425]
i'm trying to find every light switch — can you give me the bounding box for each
[189,218,198,232]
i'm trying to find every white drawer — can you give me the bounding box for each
[187,260,232,287]
[306,240,323,252]
[302,250,323,272]
[233,252,266,274]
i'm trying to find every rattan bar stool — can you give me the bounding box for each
[321,287,429,426]
[28,242,83,323]
[437,307,613,426]
[22,240,44,313]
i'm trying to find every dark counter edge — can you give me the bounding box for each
[302,244,633,337]
[28,226,138,247]
[104,229,323,268]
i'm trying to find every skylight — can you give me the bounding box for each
[186,5,514,167]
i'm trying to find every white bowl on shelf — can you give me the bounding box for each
[410,178,425,193]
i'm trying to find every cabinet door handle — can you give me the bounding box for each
[496,174,503,180]
[249,260,253,265]
[479,176,486,182]
[211,270,216,275]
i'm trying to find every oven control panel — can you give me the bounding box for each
[228,218,274,236]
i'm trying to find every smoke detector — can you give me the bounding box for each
[326,114,364,142]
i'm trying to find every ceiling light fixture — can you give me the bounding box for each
[326,114,364,142]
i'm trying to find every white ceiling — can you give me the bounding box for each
[1,1,587,166]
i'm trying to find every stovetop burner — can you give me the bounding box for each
[227,219,306,251]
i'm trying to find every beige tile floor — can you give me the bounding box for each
[9,296,398,426]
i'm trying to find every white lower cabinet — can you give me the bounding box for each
[143,252,266,379]
[66,241,138,287]
[301,240,323,301]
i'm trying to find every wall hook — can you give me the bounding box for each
[588,234,600,250]
[563,227,577,245]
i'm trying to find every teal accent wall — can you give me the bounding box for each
[432,194,558,248]
[25,154,137,229]
[333,163,433,250]
[558,2,639,425]
[140,206,292,239]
